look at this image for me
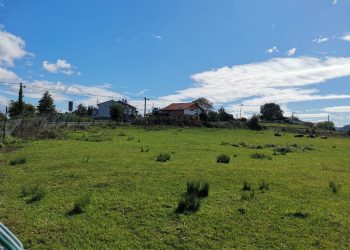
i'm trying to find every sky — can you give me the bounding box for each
[0,0,350,125]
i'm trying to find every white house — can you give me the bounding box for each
[92,100,137,118]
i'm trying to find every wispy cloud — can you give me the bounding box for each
[42,59,76,75]
[323,106,350,112]
[313,36,329,44]
[266,46,278,54]
[153,34,162,40]
[333,0,338,5]
[341,33,350,42]
[286,48,297,56]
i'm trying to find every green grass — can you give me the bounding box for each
[0,126,350,249]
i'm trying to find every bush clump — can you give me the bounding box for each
[217,154,230,163]
[10,157,27,166]
[156,153,171,162]
[241,191,255,201]
[68,195,91,216]
[258,180,269,191]
[250,153,272,160]
[242,181,251,191]
[273,146,293,155]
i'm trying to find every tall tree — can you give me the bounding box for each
[260,103,284,121]
[37,91,56,116]
[17,82,24,115]
[110,103,123,121]
[192,97,213,111]
[75,104,88,117]
[87,106,94,116]
[218,107,233,121]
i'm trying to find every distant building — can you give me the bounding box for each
[159,103,204,120]
[92,100,137,118]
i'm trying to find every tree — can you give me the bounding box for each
[208,111,218,122]
[0,112,6,121]
[260,103,284,121]
[247,115,261,130]
[37,91,55,116]
[75,104,88,117]
[315,121,335,131]
[8,101,35,118]
[17,83,24,115]
[192,97,213,111]
[218,107,233,121]
[87,106,94,116]
[199,112,208,122]
[110,103,124,121]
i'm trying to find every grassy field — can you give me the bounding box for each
[1,126,350,249]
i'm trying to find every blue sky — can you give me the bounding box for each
[0,0,350,125]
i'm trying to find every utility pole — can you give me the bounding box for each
[239,104,243,119]
[144,97,149,117]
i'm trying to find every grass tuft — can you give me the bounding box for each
[329,181,340,193]
[258,180,269,191]
[242,181,251,191]
[241,191,255,201]
[10,157,26,166]
[68,195,91,216]
[156,153,171,162]
[176,193,200,213]
[186,181,209,198]
[217,154,230,163]
[20,185,46,203]
[288,211,309,219]
[250,153,272,160]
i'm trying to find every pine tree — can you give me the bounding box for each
[37,91,55,116]
[17,82,24,115]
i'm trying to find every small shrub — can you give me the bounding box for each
[274,132,282,137]
[247,116,261,130]
[320,136,327,139]
[118,131,126,136]
[156,153,171,162]
[176,193,200,213]
[241,191,255,201]
[242,181,251,191]
[68,195,91,216]
[232,143,240,147]
[294,134,304,137]
[332,145,336,149]
[264,143,277,148]
[258,180,269,191]
[217,154,230,163]
[186,181,209,198]
[10,157,26,166]
[329,181,340,193]
[250,153,272,160]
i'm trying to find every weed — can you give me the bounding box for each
[20,185,46,203]
[258,180,269,191]
[68,195,91,216]
[273,146,293,155]
[242,181,251,191]
[217,154,230,163]
[264,143,277,148]
[274,133,282,137]
[156,153,171,162]
[329,181,340,193]
[250,153,272,160]
[10,157,26,166]
[118,131,126,136]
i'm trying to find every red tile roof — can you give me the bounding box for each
[160,103,199,111]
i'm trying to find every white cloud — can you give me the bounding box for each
[333,0,338,5]
[0,27,30,67]
[293,113,329,119]
[341,34,350,42]
[153,34,162,40]
[312,36,329,44]
[42,59,76,75]
[0,67,19,82]
[323,106,350,113]
[266,46,278,54]
[287,48,297,56]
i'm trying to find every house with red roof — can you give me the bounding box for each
[159,103,204,120]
